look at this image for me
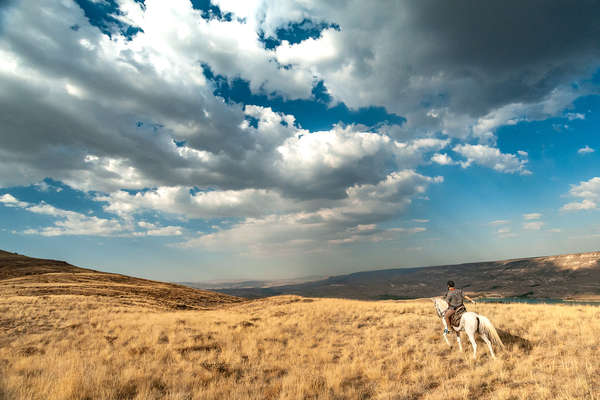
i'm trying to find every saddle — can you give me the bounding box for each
[449,304,466,327]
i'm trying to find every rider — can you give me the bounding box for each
[443,280,475,334]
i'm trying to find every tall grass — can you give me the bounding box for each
[0,295,598,399]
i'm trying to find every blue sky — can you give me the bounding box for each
[1,0,599,281]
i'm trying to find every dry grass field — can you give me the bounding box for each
[1,292,599,400]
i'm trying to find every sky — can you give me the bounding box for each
[1,0,600,282]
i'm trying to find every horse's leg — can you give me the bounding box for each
[456,332,463,352]
[466,329,477,359]
[481,334,495,359]
[442,318,451,346]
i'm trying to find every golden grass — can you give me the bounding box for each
[0,272,242,311]
[0,294,598,400]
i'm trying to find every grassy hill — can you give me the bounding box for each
[212,251,600,301]
[0,250,243,310]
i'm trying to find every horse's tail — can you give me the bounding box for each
[477,315,504,348]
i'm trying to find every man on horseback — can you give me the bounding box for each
[443,280,475,334]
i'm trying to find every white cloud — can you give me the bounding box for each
[523,221,544,230]
[274,126,447,195]
[568,177,600,199]
[453,144,531,175]
[135,221,182,236]
[562,199,597,211]
[494,226,517,238]
[489,219,509,225]
[246,1,600,144]
[431,153,455,165]
[177,170,440,254]
[561,177,600,212]
[1,194,184,238]
[98,186,296,219]
[0,0,598,261]
[24,203,126,237]
[0,0,597,198]
[523,213,542,220]
[577,145,595,154]
[276,126,389,173]
[566,112,585,120]
[494,225,517,238]
[0,194,29,208]
[135,224,183,237]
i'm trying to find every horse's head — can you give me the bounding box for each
[431,297,448,318]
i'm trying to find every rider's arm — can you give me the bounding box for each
[464,295,476,303]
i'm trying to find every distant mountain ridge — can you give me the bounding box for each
[178,275,328,290]
[212,251,600,300]
[0,250,242,309]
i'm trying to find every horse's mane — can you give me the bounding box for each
[432,297,448,317]
[432,296,448,306]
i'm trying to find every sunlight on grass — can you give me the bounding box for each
[0,295,598,399]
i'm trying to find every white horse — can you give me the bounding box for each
[432,297,504,359]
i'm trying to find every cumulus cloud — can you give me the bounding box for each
[489,219,509,225]
[0,194,28,208]
[453,144,531,175]
[1,0,599,255]
[1,0,594,195]
[177,170,440,254]
[97,186,298,219]
[562,199,596,211]
[136,221,183,237]
[0,0,446,204]
[23,203,127,237]
[521,213,543,230]
[578,145,595,154]
[431,153,455,165]
[0,194,183,237]
[561,177,600,211]
[243,0,600,141]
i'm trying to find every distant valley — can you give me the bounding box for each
[179,275,327,290]
[192,251,600,301]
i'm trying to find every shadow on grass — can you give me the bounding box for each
[496,329,533,352]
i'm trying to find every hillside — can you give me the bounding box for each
[213,251,600,300]
[0,250,243,310]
